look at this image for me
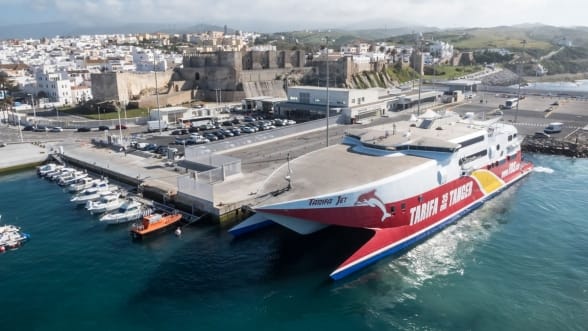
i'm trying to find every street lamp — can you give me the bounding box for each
[415,33,424,116]
[324,36,331,147]
[514,39,526,123]
[117,102,123,143]
[154,54,162,135]
[28,93,36,126]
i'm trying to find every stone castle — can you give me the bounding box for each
[92,50,308,106]
[179,50,307,102]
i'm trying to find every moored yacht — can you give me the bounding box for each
[99,199,151,225]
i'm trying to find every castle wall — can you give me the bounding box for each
[179,50,306,102]
[91,71,174,102]
[138,90,192,108]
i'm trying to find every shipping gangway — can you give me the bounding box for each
[150,201,206,227]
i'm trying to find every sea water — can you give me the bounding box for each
[0,154,586,331]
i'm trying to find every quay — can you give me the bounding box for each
[2,91,587,225]
[0,143,49,174]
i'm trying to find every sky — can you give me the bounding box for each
[1,0,588,31]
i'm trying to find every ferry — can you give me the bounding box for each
[229,110,533,280]
[130,211,183,240]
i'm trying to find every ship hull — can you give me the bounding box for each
[330,162,533,279]
[232,158,533,280]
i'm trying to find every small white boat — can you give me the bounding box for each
[70,184,118,205]
[68,177,107,193]
[58,170,88,186]
[47,167,76,181]
[0,216,30,252]
[37,163,63,177]
[85,194,124,214]
[99,199,151,224]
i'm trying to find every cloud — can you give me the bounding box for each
[18,0,588,31]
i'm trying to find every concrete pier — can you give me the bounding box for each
[0,143,49,173]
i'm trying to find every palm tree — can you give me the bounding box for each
[0,72,19,124]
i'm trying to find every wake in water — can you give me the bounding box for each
[532,166,555,174]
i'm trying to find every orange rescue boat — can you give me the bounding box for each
[130,211,183,240]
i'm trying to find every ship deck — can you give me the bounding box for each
[255,144,432,206]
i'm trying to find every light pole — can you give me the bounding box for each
[154,54,162,135]
[325,36,330,147]
[117,103,123,144]
[415,33,423,116]
[28,93,36,126]
[514,39,526,124]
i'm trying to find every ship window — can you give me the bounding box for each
[401,203,406,211]
[458,135,485,148]
[496,144,501,151]
[459,149,488,165]
[390,206,396,215]
[508,135,513,141]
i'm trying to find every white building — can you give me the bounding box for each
[429,41,454,60]
[71,85,92,104]
[34,70,73,105]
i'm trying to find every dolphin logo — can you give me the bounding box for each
[355,189,391,222]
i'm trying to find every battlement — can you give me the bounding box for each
[183,50,305,70]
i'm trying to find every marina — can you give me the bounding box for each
[0,155,586,330]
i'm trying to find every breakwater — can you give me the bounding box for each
[522,136,588,158]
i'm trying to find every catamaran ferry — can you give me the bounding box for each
[229,110,533,280]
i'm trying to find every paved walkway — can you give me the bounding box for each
[0,143,49,172]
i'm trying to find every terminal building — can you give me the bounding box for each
[274,86,443,123]
[276,86,387,123]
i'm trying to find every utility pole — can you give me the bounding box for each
[28,93,37,127]
[325,36,330,147]
[416,33,423,116]
[154,54,162,135]
[515,39,526,124]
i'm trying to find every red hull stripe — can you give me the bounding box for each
[330,163,533,280]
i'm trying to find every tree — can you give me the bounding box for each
[0,72,18,118]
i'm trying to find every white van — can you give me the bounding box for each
[544,122,563,134]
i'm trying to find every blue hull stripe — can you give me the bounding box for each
[228,220,275,237]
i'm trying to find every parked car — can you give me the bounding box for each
[203,133,218,141]
[240,126,255,133]
[145,143,159,151]
[212,131,225,139]
[199,123,214,131]
[174,137,187,145]
[222,120,233,126]
[230,127,241,136]
[534,132,550,139]
[220,129,234,137]
[98,125,110,131]
[34,125,49,132]
[50,126,63,132]
[115,124,127,130]
[155,146,169,155]
[188,126,200,133]
[171,129,189,135]
[77,127,91,132]
[23,125,35,131]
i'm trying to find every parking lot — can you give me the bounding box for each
[126,116,299,158]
